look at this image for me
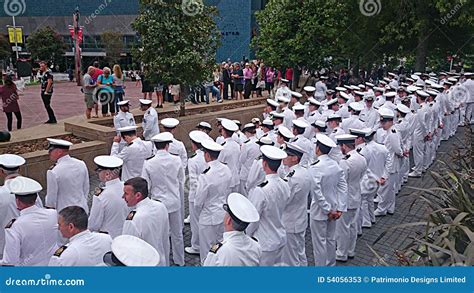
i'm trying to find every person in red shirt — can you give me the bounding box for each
[1,74,22,131]
[90,61,103,82]
[285,67,294,89]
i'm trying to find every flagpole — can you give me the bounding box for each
[74,7,82,86]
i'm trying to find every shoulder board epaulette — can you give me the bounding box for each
[170,153,179,156]
[282,178,288,182]
[152,198,162,203]
[310,113,315,117]
[255,155,262,161]
[287,170,295,178]
[311,160,320,166]
[333,129,337,133]
[99,231,109,234]
[244,139,250,144]
[345,154,351,160]
[293,137,299,142]
[54,245,68,257]
[5,218,16,229]
[209,242,223,254]
[190,153,197,158]
[258,181,268,188]
[251,236,259,242]
[126,211,136,220]
[94,187,104,197]
[391,129,397,133]
[128,142,134,146]
[146,155,155,160]
[48,163,56,170]
[356,147,362,153]
[203,166,211,174]
[411,110,415,113]
[221,141,226,146]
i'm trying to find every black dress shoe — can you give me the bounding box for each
[45,120,57,124]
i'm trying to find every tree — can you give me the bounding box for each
[0,35,11,61]
[132,0,220,116]
[26,26,66,65]
[253,0,474,75]
[101,31,123,66]
[252,0,350,70]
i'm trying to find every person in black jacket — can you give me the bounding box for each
[222,63,231,100]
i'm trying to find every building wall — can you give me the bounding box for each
[0,0,256,62]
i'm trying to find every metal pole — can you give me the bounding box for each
[449,58,453,72]
[12,16,19,60]
[74,8,82,86]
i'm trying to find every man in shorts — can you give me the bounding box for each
[83,66,98,119]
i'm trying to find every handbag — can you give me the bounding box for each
[256,80,266,88]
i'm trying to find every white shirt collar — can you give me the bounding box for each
[69,230,90,243]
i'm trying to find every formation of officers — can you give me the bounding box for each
[0,71,473,267]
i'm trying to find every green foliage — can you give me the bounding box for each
[26,26,66,64]
[132,0,220,86]
[252,0,349,69]
[0,34,11,61]
[101,31,123,66]
[374,127,474,266]
[253,0,474,72]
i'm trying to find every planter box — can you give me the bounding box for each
[4,140,109,187]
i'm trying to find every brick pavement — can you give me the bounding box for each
[0,81,164,130]
[85,126,469,266]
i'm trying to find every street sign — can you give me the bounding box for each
[11,46,22,52]
[7,27,23,44]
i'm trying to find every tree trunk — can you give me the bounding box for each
[415,33,428,72]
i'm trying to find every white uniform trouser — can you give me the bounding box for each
[336,209,357,260]
[188,200,199,250]
[199,223,224,264]
[169,210,185,266]
[355,207,362,235]
[441,115,450,140]
[466,103,474,124]
[460,104,466,124]
[402,156,410,181]
[361,192,376,227]
[261,246,284,266]
[239,179,248,197]
[424,139,434,170]
[432,131,441,161]
[281,231,307,266]
[375,173,396,214]
[450,110,459,136]
[412,139,425,173]
[310,219,336,266]
[180,184,185,221]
